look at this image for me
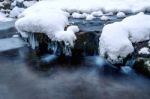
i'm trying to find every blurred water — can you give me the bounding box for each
[0,47,150,99]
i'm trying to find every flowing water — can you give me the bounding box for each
[0,16,150,99]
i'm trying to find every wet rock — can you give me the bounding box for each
[73,32,100,56]
[131,41,150,77]
[23,31,100,57]
[133,58,150,77]
[0,0,11,14]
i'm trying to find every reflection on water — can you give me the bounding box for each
[0,47,150,99]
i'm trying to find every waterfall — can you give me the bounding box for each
[48,41,72,56]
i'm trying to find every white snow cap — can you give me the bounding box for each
[100,15,109,21]
[138,47,150,55]
[86,14,95,20]
[15,1,79,47]
[9,7,25,18]
[72,12,85,19]
[53,26,79,47]
[99,12,150,64]
[116,12,126,18]
[27,0,150,13]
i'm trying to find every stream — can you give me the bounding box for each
[0,16,149,99]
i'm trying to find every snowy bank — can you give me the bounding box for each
[99,13,150,64]
[23,0,150,13]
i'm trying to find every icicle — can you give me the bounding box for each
[28,33,38,50]
[48,41,72,56]
[48,42,58,54]
[63,45,72,56]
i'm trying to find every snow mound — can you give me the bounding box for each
[53,26,79,47]
[9,7,25,18]
[72,12,85,19]
[23,0,150,13]
[116,12,126,18]
[100,15,109,21]
[138,47,150,55]
[99,13,150,64]
[86,14,95,20]
[15,1,79,47]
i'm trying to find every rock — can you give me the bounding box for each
[133,58,150,77]
[24,31,100,57]
[131,41,150,77]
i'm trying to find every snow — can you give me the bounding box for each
[15,1,80,47]
[15,0,150,58]
[9,7,25,18]
[100,15,109,21]
[53,26,79,47]
[0,12,13,22]
[16,9,69,37]
[91,11,103,17]
[138,47,150,55]
[116,12,126,18]
[148,41,150,47]
[71,12,95,20]
[21,0,150,13]
[72,12,85,18]
[23,1,37,8]
[86,14,95,20]
[99,13,150,64]
[12,34,19,38]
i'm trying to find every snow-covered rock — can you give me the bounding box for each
[72,12,85,19]
[86,14,95,20]
[14,0,150,16]
[99,12,150,64]
[40,0,150,13]
[15,1,79,47]
[53,26,79,47]
[91,11,103,17]
[138,47,150,55]
[100,15,109,21]
[116,12,126,18]
[9,6,25,18]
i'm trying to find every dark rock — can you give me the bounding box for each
[133,58,150,77]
